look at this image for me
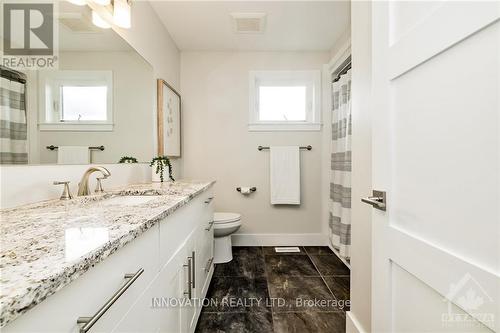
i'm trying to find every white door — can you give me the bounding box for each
[369,2,499,332]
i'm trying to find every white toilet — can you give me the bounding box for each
[213,212,242,264]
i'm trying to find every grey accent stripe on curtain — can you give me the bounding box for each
[0,73,28,164]
[328,69,352,260]
[329,213,351,245]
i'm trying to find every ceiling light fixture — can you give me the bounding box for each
[67,0,87,6]
[92,0,111,5]
[92,10,111,29]
[113,0,131,29]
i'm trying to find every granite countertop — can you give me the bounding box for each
[0,180,215,327]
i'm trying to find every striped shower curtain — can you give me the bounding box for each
[0,72,28,164]
[329,69,352,260]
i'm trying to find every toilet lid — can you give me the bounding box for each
[213,212,241,224]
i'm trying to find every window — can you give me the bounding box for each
[249,70,321,131]
[39,70,113,131]
[259,86,306,121]
[61,86,107,121]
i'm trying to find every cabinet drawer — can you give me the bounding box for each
[3,225,160,333]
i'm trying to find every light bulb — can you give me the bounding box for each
[113,0,131,29]
[92,0,110,5]
[92,10,111,29]
[67,0,87,6]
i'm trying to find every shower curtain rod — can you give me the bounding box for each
[0,66,27,84]
[332,61,351,83]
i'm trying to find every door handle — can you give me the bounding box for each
[361,190,386,211]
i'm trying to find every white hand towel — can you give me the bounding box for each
[57,146,90,165]
[270,146,300,205]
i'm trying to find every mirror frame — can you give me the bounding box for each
[156,79,181,157]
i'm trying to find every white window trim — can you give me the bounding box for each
[248,70,322,131]
[38,70,113,131]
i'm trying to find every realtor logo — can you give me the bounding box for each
[3,3,54,55]
[1,1,58,69]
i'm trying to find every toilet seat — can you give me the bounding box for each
[213,212,241,224]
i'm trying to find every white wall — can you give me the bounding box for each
[112,1,182,176]
[347,1,372,333]
[181,51,330,242]
[330,25,351,59]
[0,163,150,208]
[37,51,154,164]
[0,2,181,207]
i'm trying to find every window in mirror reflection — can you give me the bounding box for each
[61,86,107,121]
[39,70,113,131]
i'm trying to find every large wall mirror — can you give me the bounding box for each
[0,1,154,165]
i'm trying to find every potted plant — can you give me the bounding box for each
[150,156,175,182]
[118,156,138,163]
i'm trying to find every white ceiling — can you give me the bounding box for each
[150,1,350,51]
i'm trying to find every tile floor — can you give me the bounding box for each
[195,246,350,333]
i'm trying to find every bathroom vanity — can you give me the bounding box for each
[0,181,215,333]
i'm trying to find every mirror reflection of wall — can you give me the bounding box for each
[0,1,154,165]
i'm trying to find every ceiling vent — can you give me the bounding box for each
[231,12,266,34]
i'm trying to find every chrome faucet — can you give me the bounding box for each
[78,166,111,196]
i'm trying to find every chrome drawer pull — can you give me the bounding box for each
[191,251,195,289]
[204,197,214,204]
[205,221,215,231]
[77,268,144,333]
[183,257,192,299]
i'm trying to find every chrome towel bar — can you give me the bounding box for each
[47,145,105,151]
[258,145,312,151]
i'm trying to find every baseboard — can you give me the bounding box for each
[231,233,328,246]
[346,311,367,333]
[327,243,351,270]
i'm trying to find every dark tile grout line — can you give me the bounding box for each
[304,247,351,313]
[260,246,276,332]
[263,246,349,311]
[303,246,352,313]
[303,246,340,302]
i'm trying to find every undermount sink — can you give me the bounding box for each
[100,195,159,206]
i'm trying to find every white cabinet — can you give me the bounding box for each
[2,187,215,333]
[157,244,187,333]
[181,235,197,333]
[3,224,159,333]
[195,217,215,300]
[111,272,161,333]
[157,229,207,333]
[158,188,214,333]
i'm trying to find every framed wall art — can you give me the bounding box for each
[157,79,181,157]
